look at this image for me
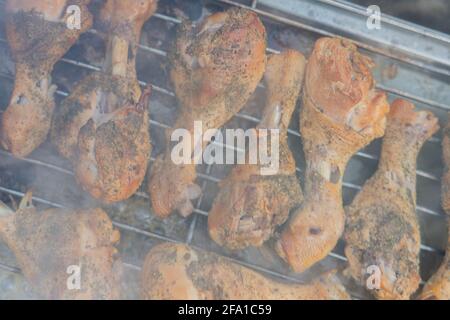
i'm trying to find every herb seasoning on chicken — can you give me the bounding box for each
[51,0,156,203]
[345,99,439,299]
[1,0,92,157]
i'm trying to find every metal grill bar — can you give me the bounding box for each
[0,262,20,274]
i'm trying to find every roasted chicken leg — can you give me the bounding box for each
[276,38,390,273]
[208,50,305,249]
[1,0,92,157]
[52,0,156,203]
[345,99,439,299]
[140,242,350,300]
[148,8,267,218]
[0,193,122,299]
[419,116,450,300]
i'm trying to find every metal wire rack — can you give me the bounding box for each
[0,0,449,299]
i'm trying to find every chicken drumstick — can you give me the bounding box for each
[208,50,305,249]
[276,38,390,273]
[344,99,438,299]
[0,193,122,299]
[148,8,267,218]
[1,0,92,157]
[52,0,156,203]
[140,242,349,300]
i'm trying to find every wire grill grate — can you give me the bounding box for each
[0,0,448,299]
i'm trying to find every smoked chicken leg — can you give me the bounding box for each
[140,242,350,300]
[419,116,450,300]
[276,38,390,273]
[51,0,156,203]
[148,8,267,218]
[208,50,305,249]
[0,193,122,299]
[1,0,92,157]
[345,99,439,299]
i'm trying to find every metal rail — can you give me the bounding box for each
[216,0,450,78]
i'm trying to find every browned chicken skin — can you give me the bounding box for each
[276,38,390,273]
[419,116,450,300]
[140,242,350,300]
[148,8,267,218]
[345,99,439,299]
[52,0,156,203]
[208,50,305,249]
[74,83,152,203]
[1,0,92,157]
[0,193,122,299]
